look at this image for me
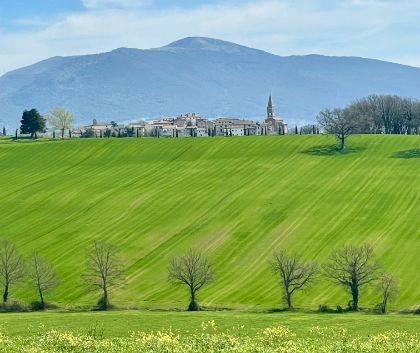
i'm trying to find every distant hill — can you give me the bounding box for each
[1,37,420,128]
[0,136,419,308]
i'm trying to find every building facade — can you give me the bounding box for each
[265,95,288,135]
[75,96,288,138]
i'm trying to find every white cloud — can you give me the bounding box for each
[1,0,420,75]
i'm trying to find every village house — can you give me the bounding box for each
[74,95,288,138]
[80,119,146,137]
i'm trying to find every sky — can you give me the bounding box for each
[1,0,420,74]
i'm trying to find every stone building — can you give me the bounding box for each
[73,95,288,138]
[265,95,288,135]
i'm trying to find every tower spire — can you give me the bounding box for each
[267,94,275,119]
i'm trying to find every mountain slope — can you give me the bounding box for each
[1,37,420,127]
[0,135,419,309]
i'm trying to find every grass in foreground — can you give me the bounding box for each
[0,313,419,352]
[0,310,419,338]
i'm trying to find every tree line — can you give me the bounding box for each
[317,94,420,150]
[271,244,398,313]
[8,93,420,142]
[0,240,401,314]
[348,95,420,135]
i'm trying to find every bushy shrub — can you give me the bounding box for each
[188,300,200,311]
[318,304,348,313]
[318,304,330,312]
[95,296,115,311]
[30,301,58,311]
[0,300,29,312]
[81,129,95,138]
[336,305,345,313]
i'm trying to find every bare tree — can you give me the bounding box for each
[323,244,380,311]
[317,108,358,150]
[47,107,74,139]
[31,252,59,309]
[271,250,318,310]
[168,249,214,311]
[377,273,399,314]
[83,241,125,310]
[0,240,25,304]
[346,94,420,135]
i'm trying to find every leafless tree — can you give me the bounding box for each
[323,244,380,311]
[317,108,358,150]
[168,249,214,311]
[30,252,59,309]
[271,250,318,310]
[83,241,125,310]
[377,273,399,314]
[0,240,25,304]
[347,94,420,135]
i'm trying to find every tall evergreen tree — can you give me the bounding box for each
[20,109,46,139]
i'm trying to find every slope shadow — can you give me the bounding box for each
[392,149,420,159]
[302,145,364,156]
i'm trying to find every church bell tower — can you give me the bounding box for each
[267,95,275,120]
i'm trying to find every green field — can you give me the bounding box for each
[0,135,419,310]
[1,310,419,337]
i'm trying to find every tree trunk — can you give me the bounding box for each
[382,297,388,314]
[339,135,345,150]
[351,285,359,311]
[39,287,45,309]
[188,287,199,311]
[285,291,293,310]
[61,128,65,139]
[102,288,109,310]
[3,284,9,303]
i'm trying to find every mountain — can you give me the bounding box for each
[1,37,420,128]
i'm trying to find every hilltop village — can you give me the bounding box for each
[74,96,288,138]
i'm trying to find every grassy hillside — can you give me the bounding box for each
[0,135,419,309]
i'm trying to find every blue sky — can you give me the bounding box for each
[1,0,420,73]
